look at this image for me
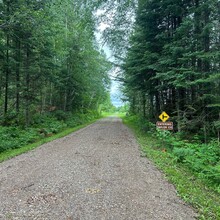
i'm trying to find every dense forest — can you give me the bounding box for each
[121,0,220,141]
[1,0,220,145]
[0,0,111,127]
[97,0,220,141]
[99,1,220,206]
[0,0,115,153]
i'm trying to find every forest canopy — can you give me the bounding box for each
[0,0,111,126]
[101,0,220,140]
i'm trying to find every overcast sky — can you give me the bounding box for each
[96,18,123,107]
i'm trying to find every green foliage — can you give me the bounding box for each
[0,117,100,163]
[0,0,111,126]
[97,0,136,57]
[120,0,220,140]
[116,104,129,113]
[51,110,72,121]
[123,114,220,219]
[125,113,220,189]
[172,141,220,186]
[0,126,40,153]
[173,147,195,163]
[0,111,101,154]
[100,93,116,113]
[151,123,220,189]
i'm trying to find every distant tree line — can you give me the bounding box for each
[122,0,220,140]
[0,0,111,126]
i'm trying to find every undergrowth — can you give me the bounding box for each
[0,111,101,155]
[123,114,220,220]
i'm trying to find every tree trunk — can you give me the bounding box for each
[4,32,9,115]
[25,44,30,127]
[16,39,21,115]
[4,1,10,116]
[142,93,146,118]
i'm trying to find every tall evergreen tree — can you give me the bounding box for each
[122,0,220,139]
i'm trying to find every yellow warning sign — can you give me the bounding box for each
[159,112,170,122]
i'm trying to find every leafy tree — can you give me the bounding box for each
[121,0,220,140]
[0,0,111,126]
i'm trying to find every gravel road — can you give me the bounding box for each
[0,117,197,220]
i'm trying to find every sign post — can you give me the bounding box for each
[156,111,173,130]
[159,112,170,122]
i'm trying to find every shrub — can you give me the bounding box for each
[52,110,72,121]
[0,126,40,153]
[0,111,99,154]
[139,115,220,187]
[173,147,195,163]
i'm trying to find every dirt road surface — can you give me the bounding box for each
[0,117,197,220]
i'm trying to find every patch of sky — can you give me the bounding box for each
[95,9,123,107]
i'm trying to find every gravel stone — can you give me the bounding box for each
[0,117,197,219]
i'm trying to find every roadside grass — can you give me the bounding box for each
[101,112,126,117]
[122,115,220,220]
[113,112,126,117]
[0,119,98,163]
[101,112,113,117]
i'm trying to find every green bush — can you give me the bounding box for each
[66,114,83,127]
[164,133,220,186]
[128,115,220,189]
[52,110,72,121]
[0,111,100,154]
[33,113,67,134]
[173,147,195,163]
[0,126,40,153]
